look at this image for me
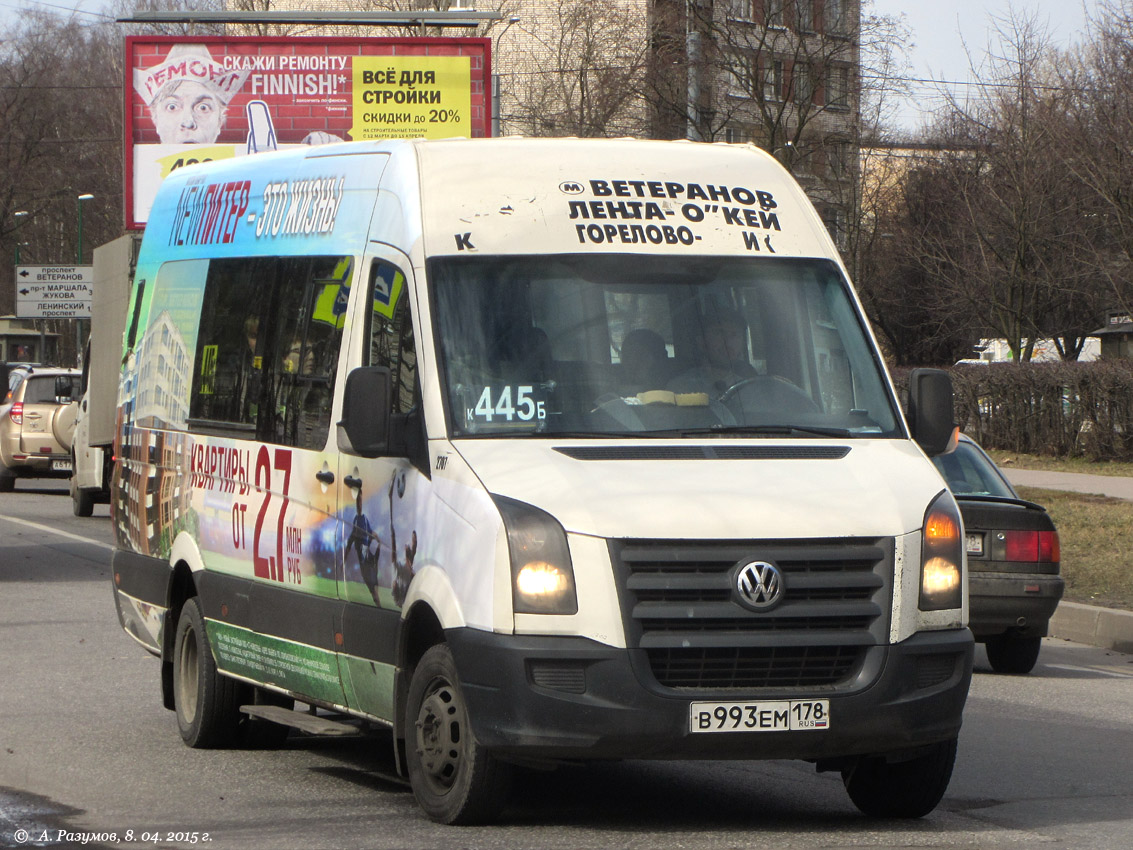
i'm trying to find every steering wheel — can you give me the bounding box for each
[719,375,819,413]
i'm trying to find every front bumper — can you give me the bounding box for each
[447,628,973,762]
[969,573,1064,638]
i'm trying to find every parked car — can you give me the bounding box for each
[0,366,80,492]
[932,434,1064,674]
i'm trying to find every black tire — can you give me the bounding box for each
[405,644,511,825]
[71,471,94,517]
[985,634,1042,675]
[0,466,14,493]
[843,738,957,818]
[173,597,242,748]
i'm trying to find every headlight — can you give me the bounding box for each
[920,491,963,611]
[494,496,578,615]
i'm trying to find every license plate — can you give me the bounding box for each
[690,700,830,733]
[51,460,72,472]
[966,532,983,556]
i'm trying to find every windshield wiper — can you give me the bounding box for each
[656,424,853,438]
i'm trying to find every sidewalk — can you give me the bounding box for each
[1003,467,1133,501]
[1001,467,1133,654]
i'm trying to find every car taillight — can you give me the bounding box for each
[9,402,22,425]
[1004,530,1060,563]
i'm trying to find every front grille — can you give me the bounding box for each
[648,646,863,689]
[612,538,892,691]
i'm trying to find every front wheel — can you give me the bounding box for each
[985,634,1042,675]
[173,597,242,748]
[842,738,957,818]
[405,644,511,825]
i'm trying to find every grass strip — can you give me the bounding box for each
[1015,486,1133,610]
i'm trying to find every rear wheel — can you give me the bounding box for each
[0,464,14,493]
[985,634,1042,675]
[405,644,511,825]
[173,597,242,748]
[70,459,94,517]
[842,738,957,818]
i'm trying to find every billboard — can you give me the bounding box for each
[126,36,491,229]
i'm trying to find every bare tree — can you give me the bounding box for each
[859,11,1103,364]
[499,0,649,136]
[1058,0,1133,333]
[646,2,862,155]
[0,10,122,364]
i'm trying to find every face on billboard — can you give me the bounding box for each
[150,80,226,145]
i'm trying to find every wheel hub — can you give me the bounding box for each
[415,681,462,790]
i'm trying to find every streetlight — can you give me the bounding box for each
[13,210,28,265]
[77,193,94,265]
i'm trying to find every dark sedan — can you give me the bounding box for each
[932,435,1064,674]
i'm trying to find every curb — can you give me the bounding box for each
[1049,601,1133,654]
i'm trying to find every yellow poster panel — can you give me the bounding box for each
[350,56,472,141]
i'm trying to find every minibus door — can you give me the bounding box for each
[335,249,420,723]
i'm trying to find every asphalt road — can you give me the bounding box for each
[1,480,1131,850]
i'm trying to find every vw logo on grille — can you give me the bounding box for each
[734,561,784,611]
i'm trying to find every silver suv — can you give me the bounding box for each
[0,367,80,492]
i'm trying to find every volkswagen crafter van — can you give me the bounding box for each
[111,137,972,824]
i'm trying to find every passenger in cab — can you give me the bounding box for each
[618,328,671,394]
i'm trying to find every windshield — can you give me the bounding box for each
[932,440,1017,499]
[431,254,900,438]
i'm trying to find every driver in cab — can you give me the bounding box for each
[668,312,755,397]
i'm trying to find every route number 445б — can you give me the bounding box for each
[473,385,546,423]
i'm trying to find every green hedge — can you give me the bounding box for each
[893,362,1133,460]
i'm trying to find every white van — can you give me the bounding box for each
[111,137,972,824]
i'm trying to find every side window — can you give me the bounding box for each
[366,260,416,416]
[189,255,352,449]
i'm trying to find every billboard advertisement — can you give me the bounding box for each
[126,36,491,229]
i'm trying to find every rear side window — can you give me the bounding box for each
[185,255,353,449]
[23,375,75,404]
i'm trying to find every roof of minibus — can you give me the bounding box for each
[403,137,837,259]
[141,137,838,263]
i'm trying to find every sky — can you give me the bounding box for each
[0,0,108,30]
[870,0,1100,131]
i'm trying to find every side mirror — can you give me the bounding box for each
[907,368,957,457]
[340,366,391,457]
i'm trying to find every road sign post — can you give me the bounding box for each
[14,265,94,319]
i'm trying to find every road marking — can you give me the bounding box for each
[0,514,114,551]
[1046,663,1133,679]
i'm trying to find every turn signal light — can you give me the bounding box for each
[925,511,960,545]
[920,492,964,611]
